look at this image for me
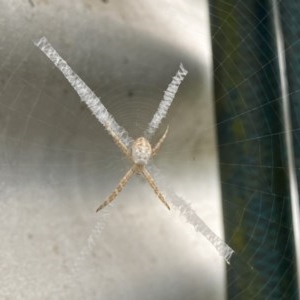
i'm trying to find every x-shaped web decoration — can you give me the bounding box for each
[35,37,235,264]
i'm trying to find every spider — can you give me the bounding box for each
[96,125,170,212]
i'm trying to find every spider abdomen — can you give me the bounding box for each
[131,137,152,165]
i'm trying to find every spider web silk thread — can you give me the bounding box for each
[148,163,234,264]
[144,63,188,139]
[50,209,111,299]
[34,37,133,148]
[34,37,232,264]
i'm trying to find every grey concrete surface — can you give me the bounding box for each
[0,1,226,299]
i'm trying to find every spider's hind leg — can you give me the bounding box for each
[96,165,136,212]
[141,167,170,210]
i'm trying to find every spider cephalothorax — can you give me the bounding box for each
[131,137,152,165]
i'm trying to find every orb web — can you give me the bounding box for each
[210,0,299,299]
[1,0,299,299]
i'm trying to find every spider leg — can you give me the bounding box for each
[96,165,136,212]
[107,125,131,159]
[151,126,169,158]
[141,167,170,210]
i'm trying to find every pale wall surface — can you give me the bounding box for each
[0,1,225,299]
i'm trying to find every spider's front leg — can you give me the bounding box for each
[96,165,136,212]
[107,125,131,159]
[151,126,169,158]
